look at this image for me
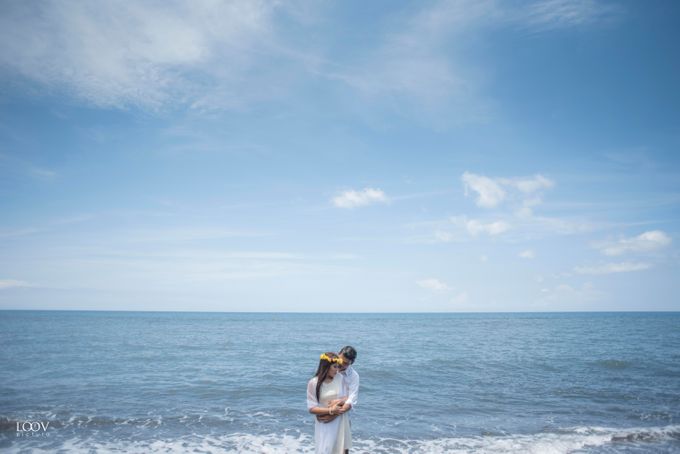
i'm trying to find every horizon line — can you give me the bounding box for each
[1,309,678,314]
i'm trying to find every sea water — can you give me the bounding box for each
[1,311,679,453]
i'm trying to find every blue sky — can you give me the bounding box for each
[0,0,678,312]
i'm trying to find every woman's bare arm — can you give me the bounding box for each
[309,400,343,416]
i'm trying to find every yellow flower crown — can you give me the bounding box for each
[320,353,344,365]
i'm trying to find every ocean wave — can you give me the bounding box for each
[3,424,679,453]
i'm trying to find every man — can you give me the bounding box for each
[317,345,359,423]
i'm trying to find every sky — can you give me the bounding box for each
[0,0,679,312]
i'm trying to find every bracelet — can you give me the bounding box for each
[329,408,334,415]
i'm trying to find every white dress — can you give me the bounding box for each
[307,373,352,454]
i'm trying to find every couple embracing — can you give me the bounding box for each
[306,346,359,454]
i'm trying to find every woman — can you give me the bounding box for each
[306,352,352,454]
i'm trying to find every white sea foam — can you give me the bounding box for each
[352,425,680,454]
[4,425,679,453]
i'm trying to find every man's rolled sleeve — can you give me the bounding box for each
[345,368,360,407]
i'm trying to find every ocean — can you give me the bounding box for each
[1,311,679,453]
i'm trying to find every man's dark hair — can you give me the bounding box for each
[339,346,357,364]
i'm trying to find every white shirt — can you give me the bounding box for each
[340,365,359,408]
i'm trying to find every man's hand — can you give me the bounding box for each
[337,402,352,414]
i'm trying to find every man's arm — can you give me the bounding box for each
[343,369,359,411]
[339,369,359,413]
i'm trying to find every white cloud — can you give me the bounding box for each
[331,0,616,114]
[521,0,620,30]
[332,188,388,209]
[596,230,672,256]
[328,0,497,116]
[0,279,32,289]
[457,172,603,240]
[500,174,555,194]
[321,0,617,118]
[417,278,450,292]
[462,172,506,208]
[0,1,282,109]
[515,197,544,218]
[430,209,597,245]
[574,262,651,275]
[434,230,456,243]
[465,219,510,236]
[462,172,554,215]
[519,249,535,259]
[0,0,619,115]
[430,216,510,241]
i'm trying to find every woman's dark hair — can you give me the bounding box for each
[314,351,339,401]
[339,346,357,363]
